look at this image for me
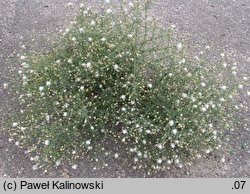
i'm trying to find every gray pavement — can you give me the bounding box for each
[0,0,249,177]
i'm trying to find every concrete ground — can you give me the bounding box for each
[0,0,249,177]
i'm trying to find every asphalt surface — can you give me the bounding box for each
[0,0,249,177]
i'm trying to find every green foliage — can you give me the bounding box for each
[6,0,247,170]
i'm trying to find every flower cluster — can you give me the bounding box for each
[5,0,248,170]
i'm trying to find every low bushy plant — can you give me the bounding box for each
[5,0,248,170]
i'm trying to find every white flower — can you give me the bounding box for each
[85,62,92,68]
[170,143,175,148]
[179,58,186,64]
[44,140,50,146]
[39,86,44,92]
[172,129,178,135]
[177,43,183,50]
[129,2,134,7]
[80,86,84,91]
[72,164,78,170]
[72,150,76,154]
[157,158,162,164]
[114,153,119,159]
[79,28,84,33]
[169,120,174,126]
[232,71,237,75]
[157,144,163,149]
[46,81,51,86]
[20,55,26,60]
[63,112,68,117]
[90,20,96,26]
[238,84,243,89]
[122,129,127,134]
[79,3,84,8]
[56,161,61,166]
[105,0,110,3]
[12,122,18,128]
[134,157,138,162]
[167,160,172,164]
[175,158,180,164]
[120,95,126,100]
[205,149,210,154]
[15,141,20,146]
[106,9,112,13]
[113,64,119,71]
[3,83,8,89]
[196,154,201,158]
[220,53,225,57]
[201,107,207,112]
[221,157,225,163]
[101,37,106,42]
[72,37,76,42]
[147,83,153,88]
[168,73,173,77]
[128,34,133,38]
[121,107,126,112]
[88,37,93,42]
[201,82,206,87]
[223,63,227,68]
[182,93,188,98]
[32,165,38,171]
[86,140,91,145]
[68,58,73,64]
[221,85,227,90]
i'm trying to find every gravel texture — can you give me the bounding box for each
[0,0,249,177]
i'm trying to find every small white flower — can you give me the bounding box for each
[223,63,227,68]
[20,55,26,60]
[201,82,206,87]
[113,64,119,71]
[79,3,84,8]
[167,160,172,164]
[172,129,178,135]
[105,0,110,3]
[114,153,119,159]
[157,144,163,149]
[170,143,175,148]
[169,120,174,126]
[128,34,133,38]
[238,84,243,89]
[205,149,210,154]
[68,58,73,64]
[90,20,96,26]
[174,158,180,164]
[129,2,134,7]
[221,157,225,163]
[12,122,18,128]
[121,107,126,112]
[3,83,8,89]
[201,107,207,112]
[56,161,61,166]
[86,140,91,145]
[86,62,92,68]
[63,112,68,117]
[46,81,51,86]
[106,9,112,13]
[221,85,227,90]
[182,93,188,98]
[79,28,84,33]
[134,157,138,162]
[168,73,173,77]
[101,37,106,42]
[72,37,76,42]
[232,71,237,75]
[157,158,162,164]
[39,86,44,92]
[72,164,78,170]
[44,140,50,146]
[72,150,76,154]
[196,154,201,158]
[120,95,126,100]
[220,53,225,57]
[177,43,183,50]
[122,129,127,134]
[32,165,38,171]
[147,83,153,88]
[80,86,84,91]
[179,58,186,64]
[15,141,20,146]
[88,37,93,42]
